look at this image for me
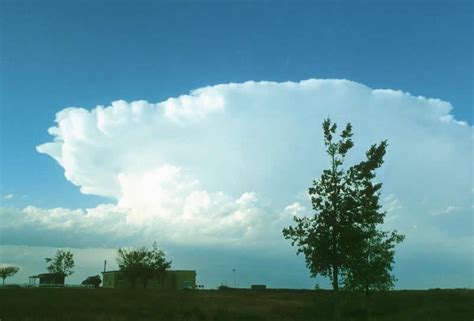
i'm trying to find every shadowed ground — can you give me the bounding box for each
[0,288,472,321]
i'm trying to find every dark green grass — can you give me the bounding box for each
[0,288,472,321]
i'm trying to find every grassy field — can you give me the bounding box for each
[0,287,472,321]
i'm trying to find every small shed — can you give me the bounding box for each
[29,273,65,286]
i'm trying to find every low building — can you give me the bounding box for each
[251,284,267,290]
[102,270,196,290]
[29,273,65,286]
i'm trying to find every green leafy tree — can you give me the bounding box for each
[283,118,404,320]
[117,242,171,288]
[45,250,75,277]
[283,119,355,292]
[81,275,102,288]
[0,265,20,285]
[117,247,146,288]
[343,144,405,296]
[141,243,172,288]
[343,231,404,294]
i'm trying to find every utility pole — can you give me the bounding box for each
[232,269,236,288]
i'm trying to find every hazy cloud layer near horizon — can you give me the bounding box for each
[1,79,472,288]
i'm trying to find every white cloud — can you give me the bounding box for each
[383,194,403,212]
[383,194,403,222]
[0,191,269,247]
[284,202,307,218]
[163,87,225,124]
[0,205,133,238]
[2,79,470,253]
[431,205,461,216]
[3,194,13,200]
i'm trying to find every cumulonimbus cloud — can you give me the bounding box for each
[1,79,471,253]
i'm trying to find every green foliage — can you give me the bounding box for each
[283,118,404,294]
[117,247,147,288]
[81,275,102,288]
[117,242,172,288]
[344,231,404,293]
[0,265,20,285]
[45,250,75,277]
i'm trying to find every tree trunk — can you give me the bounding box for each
[332,266,339,291]
[2,277,5,286]
[332,266,341,321]
[365,288,372,321]
[365,256,372,321]
[330,149,341,321]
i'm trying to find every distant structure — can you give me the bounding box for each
[251,284,267,290]
[102,270,196,290]
[28,273,65,286]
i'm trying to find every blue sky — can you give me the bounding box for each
[0,1,472,289]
